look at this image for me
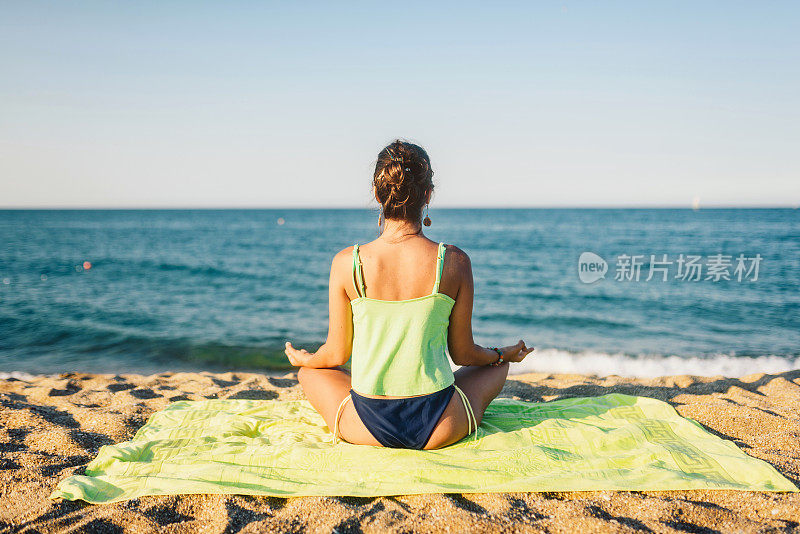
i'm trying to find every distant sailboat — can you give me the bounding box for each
[692,196,700,211]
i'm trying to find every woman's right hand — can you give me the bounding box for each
[284,341,313,367]
[499,340,534,363]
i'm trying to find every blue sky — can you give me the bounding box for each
[1,2,798,207]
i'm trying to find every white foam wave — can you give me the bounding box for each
[503,348,800,378]
[3,352,798,381]
[0,371,39,381]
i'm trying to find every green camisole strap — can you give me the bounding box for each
[432,242,446,295]
[352,244,365,297]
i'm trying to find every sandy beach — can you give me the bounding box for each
[1,369,799,533]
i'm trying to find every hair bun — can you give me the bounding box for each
[373,140,434,222]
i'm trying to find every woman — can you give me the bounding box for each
[285,140,534,450]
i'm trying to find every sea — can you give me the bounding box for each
[1,208,798,378]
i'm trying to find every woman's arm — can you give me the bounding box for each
[285,249,353,368]
[446,247,534,365]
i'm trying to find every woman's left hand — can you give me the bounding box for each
[499,340,535,363]
[284,341,313,367]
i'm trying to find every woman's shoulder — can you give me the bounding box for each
[330,240,379,267]
[332,245,357,266]
[443,243,471,271]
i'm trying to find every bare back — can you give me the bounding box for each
[343,237,461,303]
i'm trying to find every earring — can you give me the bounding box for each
[377,210,384,235]
[422,204,431,227]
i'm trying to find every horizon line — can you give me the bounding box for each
[1,204,799,211]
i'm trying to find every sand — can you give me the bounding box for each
[1,369,799,533]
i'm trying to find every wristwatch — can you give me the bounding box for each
[489,347,504,366]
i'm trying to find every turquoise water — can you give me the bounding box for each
[1,209,798,376]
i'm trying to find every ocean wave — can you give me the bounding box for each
[504,348,800,378]
[0,371,39,381]
[4,349,799,380]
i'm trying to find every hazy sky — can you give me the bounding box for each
[1,2,798,208]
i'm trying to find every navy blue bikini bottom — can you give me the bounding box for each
[349,385,456,450]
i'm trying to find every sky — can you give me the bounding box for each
[1,1,798,208]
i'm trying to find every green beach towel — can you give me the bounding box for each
[52,393,796,503]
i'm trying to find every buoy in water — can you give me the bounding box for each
[83,261,92,270]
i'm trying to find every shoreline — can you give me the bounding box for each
[2,369,799,532]
[4,348,798,383]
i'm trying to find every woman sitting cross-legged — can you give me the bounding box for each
[285,140,534,450]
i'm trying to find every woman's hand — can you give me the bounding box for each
[284,341,313,367]
[499,340,534,363]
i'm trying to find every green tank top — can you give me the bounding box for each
[350,242,456,396]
